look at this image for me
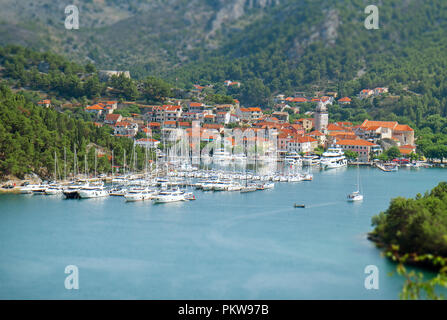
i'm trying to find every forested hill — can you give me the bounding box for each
[1,1,447,113]
[2,1,447,92]
[0,84,146,180]
[178,0,447,103]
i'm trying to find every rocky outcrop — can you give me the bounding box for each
[208,0,280,37]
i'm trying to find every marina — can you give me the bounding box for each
[0,166,445,299]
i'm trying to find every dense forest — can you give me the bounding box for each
[369,182,447,299]
[370,182,447,261]
[0,46,174,103]
[0,83,151,179]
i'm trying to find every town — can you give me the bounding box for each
[40,84,415,166]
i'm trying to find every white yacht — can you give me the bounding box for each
[288,175,303,182]
[301,173,313,181]
[109,187,128,196]
[153,189,185,203]
[20,184,43,194]
[78,186,109,199]
[31,184,49,195]
[320,147,347,170]
[240,185,257,193]
[302,155,320,166]
[184,192,196,200]
[45,185,64,195]
[212,148,232,162]
[63,181,90,199]
[124,188,154,202]
[347,191,364,202]
[284,152,302,165]
[263,182,275,189]
[227,182,243,191]
[232,153,247,162]
[213,180,231,191]
[202,181,216,191]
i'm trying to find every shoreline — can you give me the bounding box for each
[1,162,446,187]
[367,232,446,272]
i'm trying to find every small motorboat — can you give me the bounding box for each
[294,204,306,208]
[184,192,196,200]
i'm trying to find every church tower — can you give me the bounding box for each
[314,101,328,133]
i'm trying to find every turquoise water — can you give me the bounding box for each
[0,167,445,299]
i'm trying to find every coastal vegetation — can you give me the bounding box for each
[0,84,150,179]
[0,46,173,104]
[369,182,447,299]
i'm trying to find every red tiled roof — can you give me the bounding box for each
[336,121,353,127]
[240,107,262,112]
[163,105,181,111]
[85,104,104,110]
[394,124,414,132]
[115,121,130,127]
[203,124,223,130]
[137,138,159,142]
[286,97,308,102]
[291,136,317,143]
[361,120,399,129]
[399,148,413,155]
[327,123,345,131]
[308,130,324,136]
[337,139,376,147]
[105,114,121,121]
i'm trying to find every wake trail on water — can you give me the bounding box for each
[212,201,343,230]
[304,201,341,209]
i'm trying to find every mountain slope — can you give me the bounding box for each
[2,0,447,117]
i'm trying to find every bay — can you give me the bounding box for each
[0,167,445,299]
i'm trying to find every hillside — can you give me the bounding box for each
[0,83,147,179]
[0,0,279,77]
[1,1,447,124]
[1,1,446,105]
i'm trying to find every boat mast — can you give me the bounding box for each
[94,148,97,179]
[123,149,126,175]
[54,150,57,182]
[64,147,67,182]
[111,149,114,187]
[74,145,77,179]
[84,153,88,179]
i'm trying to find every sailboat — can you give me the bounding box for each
[347,164,363,202]
[45,151,64,195]
[240,161,256,193]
